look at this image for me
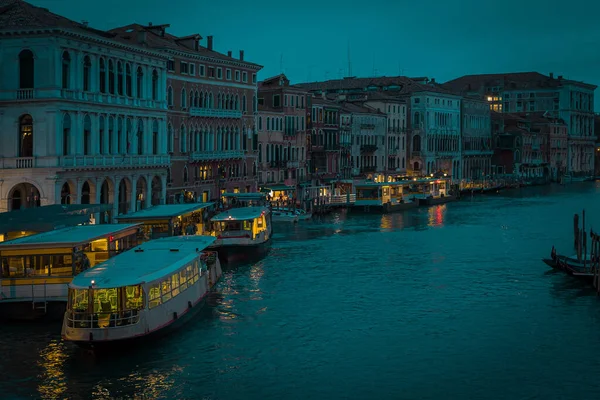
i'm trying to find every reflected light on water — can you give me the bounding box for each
[92,369,176,399]
[379,213,405,231]
[37,340,68,399]
[428,205,447,227]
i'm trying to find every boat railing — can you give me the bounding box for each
[217,230,251,239]
[65,308,141,329]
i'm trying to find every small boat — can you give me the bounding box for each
[61,236,222,350]
[271,209,299,223]
[209,206,272,263]
[272,207,312,221]
[542,246,595,279]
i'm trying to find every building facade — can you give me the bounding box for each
[410,91,462,178]
[257,74,308,186]
[256,106,286,185]
[444,72,596,176]
[310,97,341,180]
[110,24,262,202]
[0,1,170,220]
[460,98,493,180]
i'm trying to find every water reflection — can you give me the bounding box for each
[427,205,447,227]
[37,340,68,399]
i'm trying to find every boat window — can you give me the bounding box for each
[257,216,264,228]
[179,268,189,291]
[93,288,118,315]
[124,285,144,310]
[171,273,180,297]
[70,288,89,312]
[1,254,73,278]
[148,283,161,309]
[161,279,172,302]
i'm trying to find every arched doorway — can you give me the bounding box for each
[99,178,113,224]
[118,178,130,215]
[81,181,91,204]
[151,176,162,206]
[60,182,73,204]
[135,176,147,211]
[9,182,41,211]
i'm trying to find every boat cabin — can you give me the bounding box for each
[115,203,214,239]
[0,223,141,306]
[220,193,269,209]
[210,207,270,241]
[354,182,411,206]
[63,236,219,336]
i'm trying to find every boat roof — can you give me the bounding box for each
[221,192,266,199]
[70,236,216,289]
[115,203,214,221]
[0,223,141,249]
[211,206,267,222]
[0,204,113,234]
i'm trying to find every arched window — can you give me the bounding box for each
[194,90,200,107]
[137,119,144,155]
[19,50,34,89]
[189,91,195,109]
[183,165,189,183]
[62,113,71,156]
[108,116,114,154]
[242,95,247,112]
[108,60,115,94]
[412,135,421,152]
[181,88,187,109]
[117,61,123,95]
[82,56,92,92]
[83,115,92,155]
[180,125,186,153]
[99,116,105,154]
[18,114,33,158]
[125,63,132,97]
[258,117,262,130]
[99,58,106,93]
[61,51,70,89]
[167,86,173,106]
[167,124,174,153]
[152,119,159,155]
[152,69,158,100]
[258,143,262,163]
[136,67,143,98]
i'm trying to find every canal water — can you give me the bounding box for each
[2,183,600,400]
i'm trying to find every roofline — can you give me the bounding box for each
[0,27,172,60]
[157,48,262,70]
[0,223,141,250]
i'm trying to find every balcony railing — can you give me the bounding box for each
[411,151,421,157]
[190,150,244,161]
[61,154,170,168]
[360,124,376,130]
[360,145,377,153]
[287,160,299,168]
[269,160,285,168]
[0,156,61,169]
[189,107,242,118]
[360,166,377,173]
[17,89,34,100]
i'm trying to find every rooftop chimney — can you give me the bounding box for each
[549,72,554,79]
[227,50,232,57]
[207,36,213,51]
[137,30,147,44]
[239,50,244,61]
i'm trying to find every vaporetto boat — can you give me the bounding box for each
[61,235,221,349]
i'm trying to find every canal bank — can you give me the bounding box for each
[1,182,600,400]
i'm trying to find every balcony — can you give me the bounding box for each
[287,160,300,168]
[360,124,376,130]
[269,160,285,168]
[190,150,244,161]
[189,107,242,118]
[360,144,378,153]
[360,166,377,173]
[60,154,171,169]
[411,151,421,157]
[0,156,60,169]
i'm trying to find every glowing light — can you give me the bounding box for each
[91,280,95,285]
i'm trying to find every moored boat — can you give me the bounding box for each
[271,209,299,223]
[272,207,312,221]
[208,206,272,263]
[61,235,221,349]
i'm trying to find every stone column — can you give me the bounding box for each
[145,174,152,208]
[113,175,121,218]
[75,178,82,204]
[94,179,102,224]
[161,174,167,205]
[130,175,138,213]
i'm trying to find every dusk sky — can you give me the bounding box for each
[29,0,600,108]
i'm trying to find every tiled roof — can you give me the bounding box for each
[339,102,385,115]
[444,72,597,92]
[311,96,341,107]
[0,0,114,38]
[295,76,455,96]
[109,23,262,68]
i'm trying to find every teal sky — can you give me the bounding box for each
[28,0,600,108]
